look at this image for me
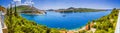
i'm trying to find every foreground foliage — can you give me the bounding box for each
[5,16,60,33]
[78,8,119,33]
[93,8,119,33]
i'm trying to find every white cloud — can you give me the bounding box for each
[12,0,34,6]
[13,0,21,2]
[24,0,34,5]
[13,0,21,6]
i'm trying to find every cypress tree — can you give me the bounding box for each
[6,8,9,16]
[9,4,12,23]
[14,4,18,16]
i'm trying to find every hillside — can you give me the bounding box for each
[15,5,45,14]
[79,8,119,33]
[55,7,107,13]
[94,8,118,33]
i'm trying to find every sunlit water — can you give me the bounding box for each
[21,10,111,30]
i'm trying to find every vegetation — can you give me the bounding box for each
[55,7,107,13]
[78,8,119,33]
[13,5,44,14]
[5,5,60,33]
[93,8,119,33]
[15,5,37,11]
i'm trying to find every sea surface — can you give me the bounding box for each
[21,10,111,30]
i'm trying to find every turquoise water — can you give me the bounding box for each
[21,11,111,30]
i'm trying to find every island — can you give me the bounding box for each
[55,7,107,13]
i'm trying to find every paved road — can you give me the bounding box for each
[0,11,3,33]
[0,16,3,33]
[115,10,120,33]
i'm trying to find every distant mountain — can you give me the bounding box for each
[46,9,55,11]
[55,7,107,13]
[15,5,45,14]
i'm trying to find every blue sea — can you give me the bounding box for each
[21,10,111,30]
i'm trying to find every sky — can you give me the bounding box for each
[0,0,120,10]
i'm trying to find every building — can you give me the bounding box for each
[0,6,7,33]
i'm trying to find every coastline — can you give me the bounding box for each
[21,13,45,15]
[68,26,86,32]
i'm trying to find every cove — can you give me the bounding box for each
[21,10,111,30]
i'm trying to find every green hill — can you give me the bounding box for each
[15,5,45,14]
[79,8,119,33]
[94,8,118,33]
[55,7,107,13]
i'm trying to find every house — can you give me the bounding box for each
[0,6,8,33]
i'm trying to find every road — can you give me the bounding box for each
[0,16,3,33]
[115,10,120,33]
